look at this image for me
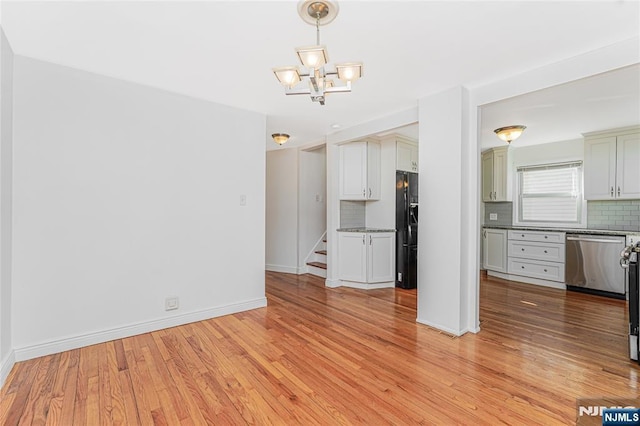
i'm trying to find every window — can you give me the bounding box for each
[517,161,583,224]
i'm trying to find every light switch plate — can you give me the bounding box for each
[489,213,498,221]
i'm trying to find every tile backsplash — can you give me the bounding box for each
[587,200,640,231]
[340,200,366,228]
[483,202,513,226]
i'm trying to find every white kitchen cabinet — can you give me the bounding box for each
[507,230,565,283]
[482,147,511,202]
[482,228,507,273]
[339,141,381,200]
[584,127,640,200]
[338,232,395,283]
[396,141,419,172]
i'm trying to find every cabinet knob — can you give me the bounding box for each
[521,248,525,251]
[544,236,548,239]
[618,186,621,196]
[521,266,525,269]
[544,269,548,272]
[611,186,614,197]
[521,234,525,237]
[544,250,548,253]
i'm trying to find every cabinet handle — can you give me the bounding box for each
[362,235,365,244]
[369,235,372,245]
[369,188,372,198]
[483,230,486,238]
[363,188,366,197]
[618,186,621,196]
[611,186,614,197]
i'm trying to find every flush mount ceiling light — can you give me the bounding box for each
[272,0,363,105]
[494,125,527,144]
[272,133,290,145]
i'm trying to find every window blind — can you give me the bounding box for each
[517,161,582,223]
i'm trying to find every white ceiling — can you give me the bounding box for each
[1,1,639,150]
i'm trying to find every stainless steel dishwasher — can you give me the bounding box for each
[565,234,627,298]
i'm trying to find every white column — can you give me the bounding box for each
[416,86,479,335]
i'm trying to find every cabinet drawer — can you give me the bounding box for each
[508,230,565,244]
[507,240,565,262]
[508,258,565,282]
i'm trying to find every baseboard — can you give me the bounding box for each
[487,270,566,290]
[265,264,299,274]
[339,280,395,290]
[0,349,16,389]
[325,278,342,288]
[14,297,267,362]
[416,317,468,337]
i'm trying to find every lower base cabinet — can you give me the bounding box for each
[483,228,507,273]
[338,232,395,283]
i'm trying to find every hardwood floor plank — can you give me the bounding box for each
[2,272,639,424]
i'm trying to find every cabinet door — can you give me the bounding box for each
[366,141,381,200]
[410,144,419,172]
[616,132,640,199]
[492,148,509,201]
[584,136,617,200]
[396,142,413,172]
[338,233,367,282]
[483,229,507,272]
[481,151,494,202]
[339,142,367,200]
[367,233,395,283]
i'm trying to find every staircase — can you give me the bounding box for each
[306,233,327,278]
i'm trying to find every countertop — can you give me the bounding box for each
[482,225,639,237]
[337,227,396,233]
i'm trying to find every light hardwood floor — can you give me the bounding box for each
[1,272,638,424]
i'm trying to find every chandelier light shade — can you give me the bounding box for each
[273,67,302,88]
[336,63,363,82]
[296,45,329,69]
[272,0,363,105]
[272,133,290,145]
[494,125,527,144]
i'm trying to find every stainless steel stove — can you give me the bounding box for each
[621,241,640,363]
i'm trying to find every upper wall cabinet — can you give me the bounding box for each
[396,140,419,172]
[339,141,381,200]
[584,126,640,200]
[482,146,511,202]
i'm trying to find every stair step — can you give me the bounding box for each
[307,261,327,270]
[315,250,327,255]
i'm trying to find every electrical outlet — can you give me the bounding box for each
[165,297,179,311]
[489,213,498,221]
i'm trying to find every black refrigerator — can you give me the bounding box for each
[396,171,418,289]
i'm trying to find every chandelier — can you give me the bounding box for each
[272,0,363,105]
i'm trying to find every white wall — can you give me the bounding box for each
[265,148,299,273]
[0,28,14,386]
[511,138,583,166]
[11,56,266,359]
[298,146,326,269]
